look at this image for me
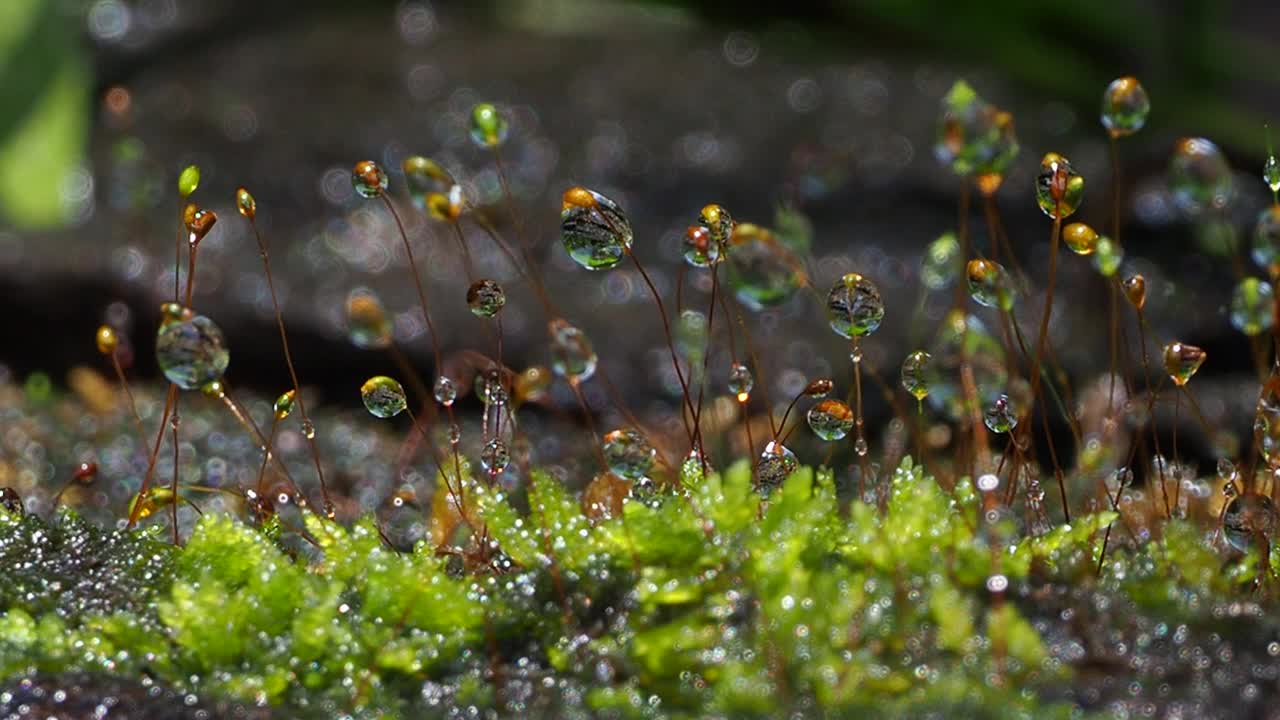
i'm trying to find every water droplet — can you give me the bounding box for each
[1252,206,1280,273]
[1062,222,1099,256]
[977,473,999,492]
[1230,277,1274,336]
[1217,457,1238,483]
[360,375,407,418]
[466,279,506,318]
[854,437,869,456]
[983,394,1018,434]
[807,399,854,441]
[549,319,598,382]
[346,288,393,350]
[1223,494,1277,553]
[352,160,388,199]
[448,423,461,445]
[200,379,225,399]
[725,224,804,310]
[682,225,720,268]
[920,232,960,290]
[1092,236,1123,277]
[470,103,509,148]
[560,187,633,271]
[985,574,1009,593]
[274,390,296,420]
[934,80,1019,181]
[178,165,200,199]
[235,187,256,220]
[1255,377,1280,468]
[1266,155,1280,194]
[95,325,118,355]
[301,420,316,440]
[476,370,508,406]
[1035,152,1084,219]
[1122,274,1146,310]
[433,376,457,406]
[427,185,464,222]
[826,272,884,338]
[1100,76,1150,137]
[402,155,455,198]
[698,203,734,246]
[966,258,1014,310]
[1162,341,1206,386]
[900,350,932,402]
[1169,137,1232,216]
[728,362,753,401]
[480,438,511,473]
[757,441,798,494]
[849,347,863,364]
[155,312,230,390]
[927,310,1008,421]
[601,428,656,480]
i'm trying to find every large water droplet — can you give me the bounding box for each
[155,312,229,390]
[601,429,656,480]
[361,376,407,418]
[826,272,884,339]
[560,187,633,271]
[807,399,854,441]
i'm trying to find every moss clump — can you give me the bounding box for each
[0,459,1276,717]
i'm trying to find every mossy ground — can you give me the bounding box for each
[2,458,1274,718]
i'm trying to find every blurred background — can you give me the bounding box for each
[2,0,1280,508]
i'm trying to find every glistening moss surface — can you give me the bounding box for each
[2,459,1277,718]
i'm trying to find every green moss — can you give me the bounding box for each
[0,459,1273,716]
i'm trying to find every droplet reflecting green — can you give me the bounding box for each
[1035,152,1084,219]
[1252,206,1280,273]
[273,390,296,420]
[901,350,932,403]
[826,272,884,338]
[921,232,960,290]
[602,428,656,480]
[346,288,393,350]
[1223,494,1277,553]
[470,103,509,148]
[549,319,597,382]
[983,394,1018,434]
[807,399,854,441]
[360,376,407,418]
[1169,137,1232,215]
[560,187,633,271]
[352,160,388,199]
[1230,277,1274,336]
[467,279,506,318]
[725,224,805,310]
[934,80,1019,181]
[480,439,511,473]
[1092,236,1124,277]
[966,258,1014,310]
[1162,341,1206,386]
[1100,77,1150,137]
[155,313,230,390]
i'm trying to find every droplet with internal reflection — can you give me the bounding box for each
[983,394,1018,434]
[155,313,230,390]
[1062,222,1099,256]
[807,399,854,441]
[1169,137,1232,216]
[920,232,960,290]
[480,438,510,473]
[1092,236,1124,277]
[1252,206,1280,273]
[602,428,656,480]
[934,80,1019,181]
[826,272,885,338]
[757,441,798,495]
[1035,152,1084,219]
[433,376,457,406]
[360,375,407,418]
[549,319,597,382]
[470,103,509,148]
[352,160,388,199]
[1100,77,1150,137]
[560,187,633,271]
[1162,341,1205,386]
[966,258,1014,310]
[725,224,804,310]
[901,350,932,404]
[467,279,506,318]
[273,390,296,420]
[1222,494,1277,553]
[728,362,754,401]
[346,288,393,350]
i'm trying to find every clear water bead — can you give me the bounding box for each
[155,313,230,390]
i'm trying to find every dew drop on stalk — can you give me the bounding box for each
[476,369,508,406]
[235,187,256,220]
[1122,274,1146,310]
[480,438,510,474]
[467,279,506,318]
[1092,236,1123,277]
[549,319,598,382]
[470,103,509,148]
[1100,77,1150,137]
[900,350,932,406]
[1222,494,1277,553]
[807,399,855,441]
[183,203,217,242]
[301,420,316,440]
[178,164,200,199]
[826,272,884,338]
[515,366,553,404]
[352,160,389,199]
[1230,277,1274,336]
[1266,154,1280,194]
[403,155,455,200]
[433,376,457,406]
[934,80,1019,181]
[601,428,656,480]
[920,232,960,290]
[682,225,720,268]
[927,310,1007,421]
[983,394,1018,434]
[1062,222,1099,256]
[725,224,804,310]
[560,187,633,271]
[1162,341,1205,387]
[95,325,117,355]
[1035,152,1084,219]
[155,312,230,390]
[1252,206,1280,273]
[360,375,407,418]
[757,441,798,495]
[1255,378,1280,468]
[966,258,1014,310]
[1169,137,1232,216]
[345,288,393,350]
[727,362,754,402]
[1217,457,1239,484]
[698,203,734,247]
[273,390,296,420]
